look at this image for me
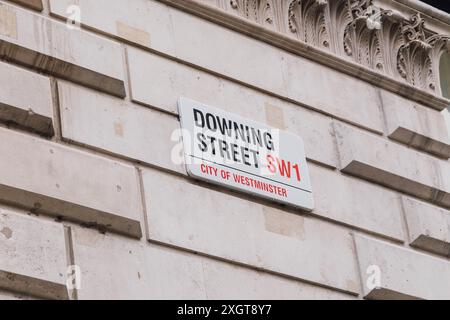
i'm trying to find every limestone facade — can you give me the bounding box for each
[0,0,449,300]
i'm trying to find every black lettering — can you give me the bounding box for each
[216,117,233,137]
[206,113,217,131]
[219,139,231,160]
[264,132,274,151]
[245,126,251,143]
[197,133,208,152]
[249,149,260,168]
[241,147,251,166]
[193,108,205,128]
[208,136,217,155]
[251,128,263,148]
[230,144,239,163]
[234,123,246,142]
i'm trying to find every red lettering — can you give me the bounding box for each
[266,156,301,182]
[266,155,276,174]
[293,163,301,182]
[276,158,291,178]
[200,164,218,177]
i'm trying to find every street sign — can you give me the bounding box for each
[178,97,314,211]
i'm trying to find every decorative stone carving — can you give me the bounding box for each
[287,0,329,49]
[327,0,353,55]
[229,0,276,28]
[396,14,432,91]
[377,14,405,78]
[428,34,450,94]
[393,13,449,93]
[213,0,450,97]
[343,0,389,70]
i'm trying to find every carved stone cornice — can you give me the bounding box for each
[229,0,276,28]
[157,0,450,111]
[287,0,329,49]
[393,0,450,26]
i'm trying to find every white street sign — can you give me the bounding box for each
[178,97,314,211]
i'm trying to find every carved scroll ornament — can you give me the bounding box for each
[222,0,450,96]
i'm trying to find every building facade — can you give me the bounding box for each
[0,0,449,300]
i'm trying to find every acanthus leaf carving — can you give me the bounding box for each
[327,0,352,55]
[396,13,437,92]
[229,0,276,29]
[287,0,330,49]
[426,34,450,94]
[378,14,405,78]
[343,0,391,71]
[212,0,450,97]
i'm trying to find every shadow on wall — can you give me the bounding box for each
[441,53,450,99]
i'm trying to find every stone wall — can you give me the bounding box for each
[0,0,449,300]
